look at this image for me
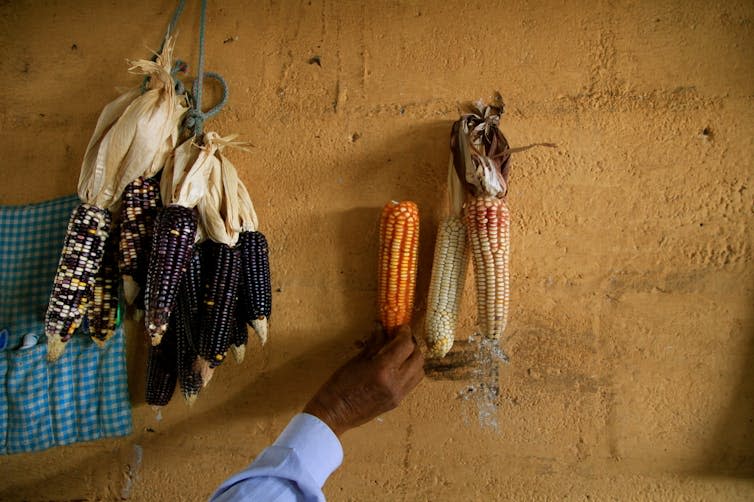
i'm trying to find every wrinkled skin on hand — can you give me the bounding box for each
[303,325,425,437]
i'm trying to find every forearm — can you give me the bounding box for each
[209,413,343,502]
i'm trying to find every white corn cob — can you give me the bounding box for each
[425,158,469,357]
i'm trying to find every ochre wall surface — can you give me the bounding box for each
[1,1,753,500]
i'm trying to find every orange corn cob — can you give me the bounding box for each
[377,201,419,332]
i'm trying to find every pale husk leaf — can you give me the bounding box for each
[197,133,247,246]
[78,87,141,204]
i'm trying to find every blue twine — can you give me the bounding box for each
[186,0,229,140]
[184,71,229,136]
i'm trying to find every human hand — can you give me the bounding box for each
[303,325,424,437]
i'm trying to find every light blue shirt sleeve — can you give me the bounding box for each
[209,413,344,502]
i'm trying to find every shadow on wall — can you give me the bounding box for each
[702,289,754,477]
[0,329,356,500]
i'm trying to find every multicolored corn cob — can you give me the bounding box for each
[197,241,241,370]
[119,176,162,305]
[145,318,178,406]
[87,224,120,346]
[465,196,510,339]
[145,204,198,346]
[377,201,419,333]
[451,95,512,340]
[238,231,271,344]
[176,245,204,403]
[425,215,468,357]
[46,203,111,362]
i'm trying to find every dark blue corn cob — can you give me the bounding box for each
[231,299,249,363]
[46,203,111,362]
[197,241,241,369]
[238,231,271,343]
[145,204,197,346]
[119,176,161,304]
[88,223,120,345]
[145,316,178,406]
[176,245,204,403]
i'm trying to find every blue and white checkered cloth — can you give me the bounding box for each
[0,195,132,455]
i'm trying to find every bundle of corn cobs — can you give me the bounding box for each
[424,94,512,358]
[44,37,272,407]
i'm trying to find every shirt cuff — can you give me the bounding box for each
[272,412,344,487]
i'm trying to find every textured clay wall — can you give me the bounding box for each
[1,0,753,500]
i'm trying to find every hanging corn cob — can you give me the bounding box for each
[197,241,241,370]
[87,224,121,346]
[193,135,247,379]
[231,309,250,364]
[452,94,512,340]
[46,205,112,360]
[237,179,271,345]
[145,317,178,406]
[377,200,420,333]
[176,245,205,403]
[146,136,215,346]
[46,37,188,361]
[425,158,469,357]
[119,176,162,305]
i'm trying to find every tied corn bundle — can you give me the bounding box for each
[176,245,204,403]
[237,178,271,346]
[425,158,469,358]
[46,37,188,361]
[146,136,215,345]
[452,95,512,340]
[87,224,120,346]
[194,134,248,379]
[377,201,420,333]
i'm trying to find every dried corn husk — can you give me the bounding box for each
[79,37,188,210]
[161,137,216,208]
[197,148,241,247]
[451,93,511,198]
[237,174,259,233]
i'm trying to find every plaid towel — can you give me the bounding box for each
[0,195,132,455]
